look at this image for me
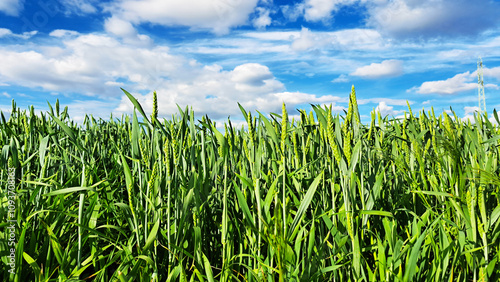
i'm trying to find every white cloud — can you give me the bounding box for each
[111,62,346,120]
[190,38,291,55]
[464,106,480,115]
[273,92,343,106]
[0,106,12,116]
[49,29,80,38]
[459,113,498,125]
[375,101,402,117]
[244,31,300,41]
[193,28,384,56]
[281,3,304,22]
[253,7,272,29]
[436,49,473,60]
[0,31,347,120]
[359,98,412,106]
[351,60,403,79]
[330,29,385,50]
[1,92,11,98]
[104,16,152,45]
[0,0,24,16]
[114,62,290,119]
[304,0,337,21]
[463,113,487,125]
[0,33,183,96]
[231,63,275,86]
[0,28,37,39]
[289,27,383,52]
[281,28,385,53]
[60,0,98,15]
[61,99,122,125]
[332,74,348,83]
[413,72,476,95]
[0,28,11,38]
[484,66,500,80]
[104,0,500,40]
[105,81,124,87]
[105,16,136,38]
[291,27,316,51]
[366,0,500,38]
[108,0,260,35]
[412,71,498,95]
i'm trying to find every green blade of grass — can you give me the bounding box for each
[202,252,215,282]
[121,88,151,124]
[23,252,42,279]
[288,171,323,240]
[48,112,85,151]
[142,218,160,253]
[43,186,95,197]
[232,180,256,231]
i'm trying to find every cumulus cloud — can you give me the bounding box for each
[110,60,347,119]
[114,62,285,119]
[375,101,402,117]
[253,7,272,29]
[0,0,24,16]
[114,63,345,119]
[105,16,136,38]
[104,16,152,45]
[412,71,498,95]
[231,63,274,86]
[0,31,347,120]
[366,0,500,38]
[350,60,403,79]
[0,33,183,96]
[413,72,476,95]
[304,0,338,21]
[108,0,259,35]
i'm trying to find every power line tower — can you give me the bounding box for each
[477,57,486,115]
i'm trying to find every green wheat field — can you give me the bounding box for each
[1,86,500,281]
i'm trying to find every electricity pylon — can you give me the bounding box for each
[478,57,486,115]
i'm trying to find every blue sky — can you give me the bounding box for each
[1,0,500,125]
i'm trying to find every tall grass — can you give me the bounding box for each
[1,87,500,281]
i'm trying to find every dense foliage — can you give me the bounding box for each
[1,87,500,281]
